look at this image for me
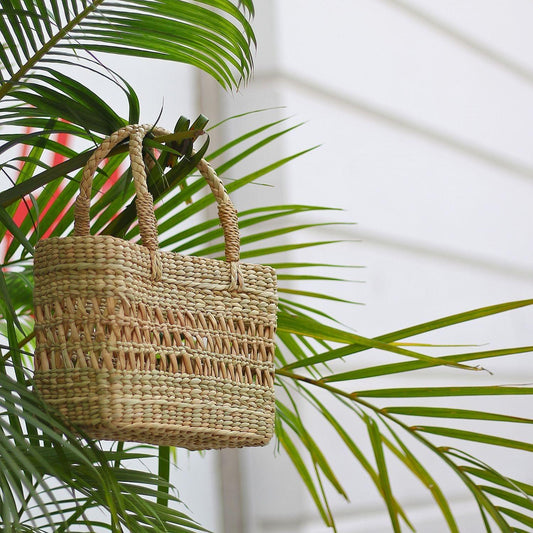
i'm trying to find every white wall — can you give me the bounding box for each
[206,1,533,531]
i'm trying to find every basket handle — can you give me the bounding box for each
[73,124,243,289]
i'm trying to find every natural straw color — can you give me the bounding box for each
[33,124,277,450]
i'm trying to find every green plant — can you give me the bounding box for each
[1,2,532,532]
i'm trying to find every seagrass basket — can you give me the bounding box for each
[33,124,277,450]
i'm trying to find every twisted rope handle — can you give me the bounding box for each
[73,124,243,289]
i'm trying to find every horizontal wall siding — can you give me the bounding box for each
[216,1,533,531]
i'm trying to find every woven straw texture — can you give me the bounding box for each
[33,124,277,450]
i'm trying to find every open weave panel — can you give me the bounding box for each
[33,124,278,450]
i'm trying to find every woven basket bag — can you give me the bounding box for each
[33,124,277,450]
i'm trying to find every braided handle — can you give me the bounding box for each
[73,124,242,288]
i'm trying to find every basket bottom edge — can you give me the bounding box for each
[77,422,273,450]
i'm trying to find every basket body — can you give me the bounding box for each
[33,235,277,449]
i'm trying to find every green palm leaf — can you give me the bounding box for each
[0,0,255,98]
[365,414,403,533]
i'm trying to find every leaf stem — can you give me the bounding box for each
[2,331,35,362]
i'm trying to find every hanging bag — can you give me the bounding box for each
[33,124,277,450]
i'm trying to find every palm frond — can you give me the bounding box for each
[0,0,255,99]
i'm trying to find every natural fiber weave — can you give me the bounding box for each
[33,124,277,450]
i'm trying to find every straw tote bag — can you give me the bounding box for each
[33,124,277,450]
